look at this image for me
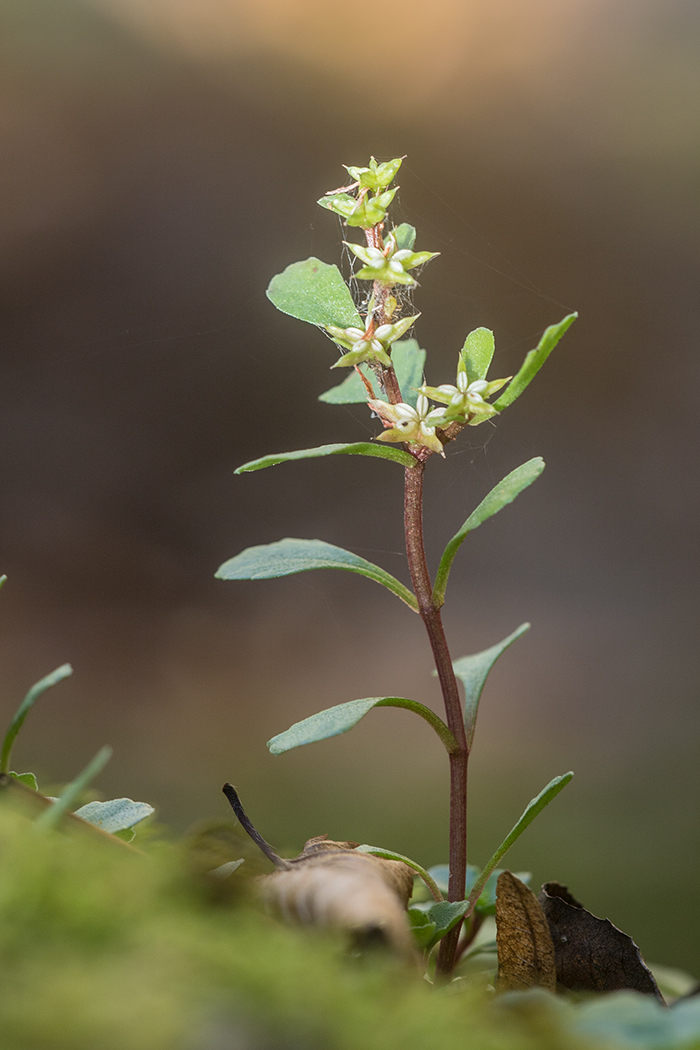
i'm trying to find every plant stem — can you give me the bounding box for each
[403,459,469,977]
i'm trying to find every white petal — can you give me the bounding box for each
[374,324,393,340]
[416,394,430,417]
[468,380,489,395]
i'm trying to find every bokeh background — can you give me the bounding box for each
[1,0,699,970]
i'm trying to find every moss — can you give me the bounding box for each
[0,808,609,1050]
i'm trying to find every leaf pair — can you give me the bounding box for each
[221,455,544,623]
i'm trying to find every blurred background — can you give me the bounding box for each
[1,0,699,970]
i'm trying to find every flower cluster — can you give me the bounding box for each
[316,157,514,457]
[346,232,439,287]
[325,313,419,369]
[419,357,511,427]
[317,157,404,229]
[369,394,447,456]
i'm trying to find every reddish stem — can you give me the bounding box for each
[403,459,469,977]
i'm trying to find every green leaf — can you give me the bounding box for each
[356,845,444,901]
[35,746,113,832]
[451,624,530,746]
[215,538,419,611]
[266,258,362,330]
[433,459,545,607]
[234,442,416,473]
[268,696,456,756]
[461,328,495,381]
[571,990,700,1047]
[422,900,471,950]
[1,664,73,774]
[464,772,574,918]
[408,908,438,951]
[393,223,417,251]
[494,313,577,410]
[9,771,38,791]
[0,574,7,590]
[319,338,426,407]
[74,798,154,834]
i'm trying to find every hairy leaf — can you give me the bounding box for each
[319,339,426,408]
[268,697,456,756]
[266,258,362,329]
[74,798,154,835]
[1,664,73,774]
[216,538,418,611]
[496,871,556,992]
[433,460,544,607]
[451,623,530,746]
[494,313,577,409]
[461,328,495,381]
[234,442,416,473]
[539,882,663,1000]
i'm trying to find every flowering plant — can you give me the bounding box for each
[217,157,577,977]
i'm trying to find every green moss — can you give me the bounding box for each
[0,808,679,1050]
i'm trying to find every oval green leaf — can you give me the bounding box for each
[494,312,577,410]
[74,798,154,834]
[393,223,417,251]
[461,328,495,381]
[266,258,362,329]
[433,458,544,607]
[452,623,530,746]
[234,442,416,473]
[268,696,456,755]
[216,538,418,611]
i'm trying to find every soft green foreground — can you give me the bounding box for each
[1,807,698,1050]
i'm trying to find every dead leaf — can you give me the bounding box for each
[539,881,664,1001]
[261,835,416,957]
[495,871,556,992]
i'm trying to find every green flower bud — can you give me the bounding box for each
[345,157,404,191]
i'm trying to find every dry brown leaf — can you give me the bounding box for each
[495,870,556,992]
[260,835,416,957]
[539,881,664,1001]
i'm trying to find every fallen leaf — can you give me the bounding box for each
[261,835,416,957]
[539,881,664,1001]
[495,871,556,992]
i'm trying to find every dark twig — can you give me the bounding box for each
[222,783,290,869]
